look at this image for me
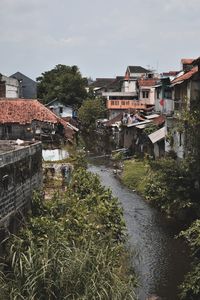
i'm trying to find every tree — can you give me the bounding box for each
[78,98,106,132]
[37,64,87,106]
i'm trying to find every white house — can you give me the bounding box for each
[46,99,73,118]
[122,66,150,93]
[0,74,19,98]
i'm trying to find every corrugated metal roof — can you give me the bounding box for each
[145,114,160,119]
[127,120,152,128]
[148,127,165,144]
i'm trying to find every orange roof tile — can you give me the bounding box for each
[0,98,63,125]
[172,66,198,84]
[138,78,158,87]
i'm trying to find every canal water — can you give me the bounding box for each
[88,160,190,300]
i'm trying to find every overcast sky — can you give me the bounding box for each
[0,0,200,80]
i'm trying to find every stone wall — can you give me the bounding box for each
[0,141,42,228]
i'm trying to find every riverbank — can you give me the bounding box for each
[89,160,191,300]
[120,159,150,195]
[0,151,137,299]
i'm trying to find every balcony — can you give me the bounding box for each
[107,99,147,110]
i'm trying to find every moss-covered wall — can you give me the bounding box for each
[0,142,42,228]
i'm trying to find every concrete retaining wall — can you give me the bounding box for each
[0,141,42,228]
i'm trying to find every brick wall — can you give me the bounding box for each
[0,142,42,227]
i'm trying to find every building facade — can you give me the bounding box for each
[0,74,19,98]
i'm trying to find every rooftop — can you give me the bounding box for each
[148,126,165,144]
[89,78,116,88]
[138,78,158,87]
[172,66,198,84]
[128,66,150,74]
[0,98,62,125]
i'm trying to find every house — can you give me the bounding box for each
[122,66,151,93]
[0,99,78,143]
[138,77,158,105]
[10,72,37,99]
[154,77,174,115]
[46,99,73,118]
[103,66,156,119]
[122,113,165,158]
[165,58,200,159]
[88,77,123,96]
[0,74,19,98]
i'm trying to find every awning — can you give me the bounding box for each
[148,127,165,144]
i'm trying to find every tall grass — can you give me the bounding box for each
[121,159,150,195]
[0,168,136,299]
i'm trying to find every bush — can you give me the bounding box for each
[0,168,136,299]
[179,220,200,299]
[144,158,194,218]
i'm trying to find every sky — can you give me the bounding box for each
[0,0,200,81]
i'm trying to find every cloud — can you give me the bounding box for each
[0,0,200,79]
[45,36,87,48]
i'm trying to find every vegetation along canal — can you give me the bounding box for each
[88,159,190,300]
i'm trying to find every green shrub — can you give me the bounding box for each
[144,158,194,217]
[0,168,136,299]
[179,220,200,299]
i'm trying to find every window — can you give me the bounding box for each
[59,107,63,114]
[111,100,114,106]
[142,91,149,99]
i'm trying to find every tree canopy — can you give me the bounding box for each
[78,98,107,132]
[37,64,87,106]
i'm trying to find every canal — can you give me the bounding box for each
[88,160,190,300]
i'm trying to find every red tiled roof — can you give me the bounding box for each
[138,78,158,87]
[0,98,63,125]
[172,66,198,84]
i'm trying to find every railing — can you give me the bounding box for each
[107,99,147,109]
